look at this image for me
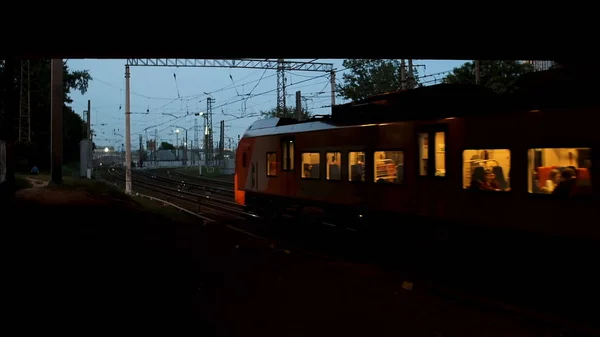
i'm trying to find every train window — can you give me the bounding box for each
[242,152,247,167]
[282,139,295,171]
[463,149,511,192]
[418,133,428,176]
[348,151,365,182]
[266,152,277,177]
[301,152,320,179]
[326,152,341,180]
[435,132,446,177]
[527,147,592,196]
[418,131,446,177]
[373,151,404,184]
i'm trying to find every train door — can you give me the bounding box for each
[280,137,295,199]
[415,124,449,219]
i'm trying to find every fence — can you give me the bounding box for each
[0,141,6,184]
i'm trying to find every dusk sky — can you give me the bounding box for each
[65,59,468,150]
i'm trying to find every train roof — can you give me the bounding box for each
[242,67,600,138]
[331,83,498,124]
[243,116,339,138]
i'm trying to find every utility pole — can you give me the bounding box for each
[400,59,406,90]
[18,60,31,143]
[475,60,481,85]
[295,91,302,120]
[329,71,336,107]
[139,134,143,168]
[206,98,214,168]
[175,130,179,160]
[408,59,414,89]
[276,59,287,118]
[124,65,132,194]
[87,100,92,171]
[50,59,63,185]
[219,120,225,166]
[190,140,194,165]
[194,117,199,163]
[87,100,91,141]
[183,129,188,166]
[154,128,158,166]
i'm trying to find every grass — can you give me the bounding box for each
[62,177,201,223]
[15,172,200,224]
[132,196,200,225]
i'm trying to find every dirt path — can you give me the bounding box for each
[16,176,107,205]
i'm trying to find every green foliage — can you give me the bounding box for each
[443,60,534,94]
[337,59,419,101]
[1,59,93,170]
[260,106,311,120]
[159,141,175,150]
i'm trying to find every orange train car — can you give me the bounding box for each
[235,74,598,240]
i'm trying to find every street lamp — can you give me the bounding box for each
[172,126,189,166]
[174,129,180,160]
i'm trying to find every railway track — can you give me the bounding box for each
[103,168,368,260]
[99,168,597,336]
[135,169,234,201]
[148,168,234,189]
[104,168,247,219]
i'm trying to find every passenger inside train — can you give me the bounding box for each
[348,151,365,182]
[463,149,511,192]
[301,152,321,179]
[528,148,592,197]
[541,168,561,193]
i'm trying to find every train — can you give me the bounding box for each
[234,66,598,240]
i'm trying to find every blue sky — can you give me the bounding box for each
[66,59,468,150]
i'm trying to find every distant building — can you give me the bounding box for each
[523,60,556,72]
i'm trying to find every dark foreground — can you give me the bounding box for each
[2,183,591,336]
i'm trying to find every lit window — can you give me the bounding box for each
[435,132,446,177]
[326,152,341,180]
[301,152,320,179]
[463,149,511,191]
[348,151,365,182]
[373,151,404,183]
[527,148,592,196]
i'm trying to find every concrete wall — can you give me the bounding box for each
[136,158,236,173]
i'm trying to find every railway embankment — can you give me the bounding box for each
[2,176,595,336]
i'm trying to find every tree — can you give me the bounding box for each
[260,106,311,120]
[443,60,534,95]
[337,59,419,101]
[1,60,93,170]
[159,141,175,150]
